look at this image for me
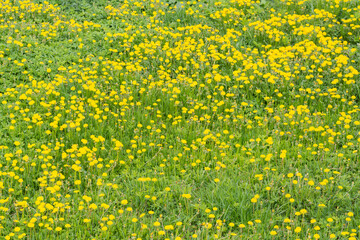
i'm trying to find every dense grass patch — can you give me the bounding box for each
[0,0,360,239]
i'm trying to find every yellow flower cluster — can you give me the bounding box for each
[0,0,359,239]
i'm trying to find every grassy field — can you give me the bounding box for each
[0,0,360,239]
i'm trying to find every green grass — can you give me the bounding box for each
[0,0,360,239]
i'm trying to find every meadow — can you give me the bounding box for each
[0,0,360,239]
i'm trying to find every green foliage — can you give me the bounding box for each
[0,0,359,239]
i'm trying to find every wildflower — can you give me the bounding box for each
[270,231,277,235]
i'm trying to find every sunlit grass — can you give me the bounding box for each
[0,0,359,239]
